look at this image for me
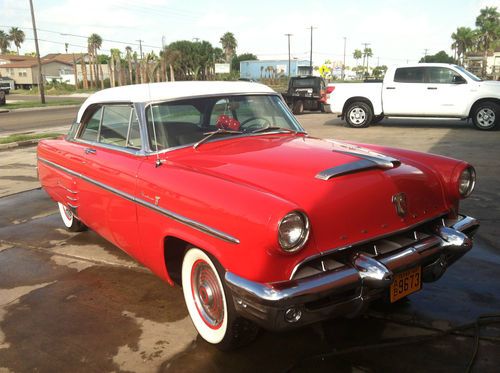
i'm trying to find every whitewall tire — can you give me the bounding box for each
[57,202,86,232]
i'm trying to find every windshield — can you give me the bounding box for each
[454,65,482,82]
[146,94,304,151]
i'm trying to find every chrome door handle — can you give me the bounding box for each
[427,87,437,90]
[84,148,96,154]
[386,87,396,90]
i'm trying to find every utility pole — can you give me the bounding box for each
[342,36,346,80]
[309,26,316,75]
[423,48,429,62]
[29,0,45,104]
[285,33,292,78]
[136,39,144,59]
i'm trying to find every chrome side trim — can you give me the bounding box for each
[38,157,240,244]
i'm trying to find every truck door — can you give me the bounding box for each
[422,67,470,117]
[382,67,427,115]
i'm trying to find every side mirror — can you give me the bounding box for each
[453,75,467,84]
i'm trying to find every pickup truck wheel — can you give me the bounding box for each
[57,202,87,232]
[472,102,499,130]
[371,115,384,124]
[292,100,304,115]
[346,102,372,128]
[321,103,331,113]
[182,248,259,350]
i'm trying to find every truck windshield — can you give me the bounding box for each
[454,66,482,82]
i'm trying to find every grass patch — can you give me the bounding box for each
[0,132,62,145]
[3,99,84,110]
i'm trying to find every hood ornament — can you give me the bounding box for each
[392,192,408,218]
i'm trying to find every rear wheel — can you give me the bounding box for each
[472,101,499,130]
[181,248,259,350]
[57,202,86,232]
[292,100,304,115]
[345,101,372,128]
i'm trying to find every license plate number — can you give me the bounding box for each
[390,266,422,303]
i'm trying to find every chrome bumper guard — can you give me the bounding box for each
[225,215,479,331]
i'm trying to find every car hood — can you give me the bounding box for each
[168,134,450,252]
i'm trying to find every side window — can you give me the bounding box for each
[426,67,461,84]
[79,107,102,142]
[99,106,131,146]
[394,67,424,83]
[126,112,141,149]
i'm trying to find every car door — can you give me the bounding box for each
[75,104,144,260]
[383,67,427,115]
[423,67,470,116]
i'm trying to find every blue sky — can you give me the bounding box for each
[0,0,497,67]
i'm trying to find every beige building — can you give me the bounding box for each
[465,48,500,80]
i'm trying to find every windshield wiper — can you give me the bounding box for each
[193,128,243,149]
[251,125,305,134]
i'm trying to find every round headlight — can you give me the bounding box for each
[278,212,310,252]
[458,166,476,198]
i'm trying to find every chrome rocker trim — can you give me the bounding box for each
[225,216,479,331]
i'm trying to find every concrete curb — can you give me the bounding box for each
[0,104,80,114]
[0,136,59,151]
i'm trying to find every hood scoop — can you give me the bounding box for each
[316,141,400,181]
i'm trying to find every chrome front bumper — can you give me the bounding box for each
[225,215,479,331]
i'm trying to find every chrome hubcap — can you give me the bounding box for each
[349,107,366,125]
[191,260,224,328]
[477,108,495,127]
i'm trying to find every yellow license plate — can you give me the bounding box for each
[390,266,422,303]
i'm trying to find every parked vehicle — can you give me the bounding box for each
[38,81,479,349]
[282,76,329,114]
[325,63,500,130]
[0,81,11,94]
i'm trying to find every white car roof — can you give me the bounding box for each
[76,81,276,122]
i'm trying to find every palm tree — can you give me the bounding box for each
[353,49,362,78]
[451,27,475,66]
[219,32,237,63]
[475,6,500,76]
[0,30,10,53]
[125,46,133,84]
[88,33,103,88]
[8,27,25,55]
[363,47,373,76]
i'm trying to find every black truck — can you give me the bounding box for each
[281,76,329,115]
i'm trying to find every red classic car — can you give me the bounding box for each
[37,81,479,350]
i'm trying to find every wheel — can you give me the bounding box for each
[292,100,304,115]
[181,248,259,350]
[345,101,372,128]
[472,101,499,130]
[321,104,331,113]
[371,115,384,124]
[58,202,87,232]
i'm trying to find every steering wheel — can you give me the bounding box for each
[240,116,271,132]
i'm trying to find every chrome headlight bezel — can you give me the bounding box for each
[458,166,476,198]
[278,211,310,253]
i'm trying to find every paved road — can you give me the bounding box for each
[0,106,78,134]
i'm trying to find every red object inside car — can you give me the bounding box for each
[216,115,241,131]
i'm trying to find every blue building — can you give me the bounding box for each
[240,59,311,80]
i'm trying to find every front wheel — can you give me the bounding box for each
[181,248,259,350]
[345,101,373,128]
[472,101,499,130]
[58,202,86,232]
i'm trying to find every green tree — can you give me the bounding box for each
[0,30,10,53]
[372,65,388,79]
[88,33,103,89]
[219,32,237,63]
[353,49,362,78]
[475,6,500,75]
[231,53,258,71]
[363,47,373,76]
[419,50,455,63]
[451,27,475,66]
[8,27,25,55]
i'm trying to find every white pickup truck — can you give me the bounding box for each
[325,63,500,130]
